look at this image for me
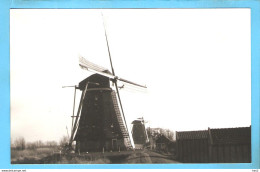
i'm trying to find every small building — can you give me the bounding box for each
[176,130,209,163]
[176,127,251,163]
[155,134,176,154]
[208,127,251,163]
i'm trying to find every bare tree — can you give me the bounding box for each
[14,137,25,150]
[59,135,69,147]
[26,142,37,149]
[46,141,58,147]
[11,138,15,149]
[35,140,44,148]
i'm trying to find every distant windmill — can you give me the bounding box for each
[131,117,149,149]
[67,14,147,153]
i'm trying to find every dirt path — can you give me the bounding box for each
[123,150,180,164]
[126,151,152,163]
[146,150,180,163]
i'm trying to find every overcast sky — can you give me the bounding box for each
[10,9,251,143]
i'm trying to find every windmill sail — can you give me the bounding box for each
[79,56,113,75]
[79,56,147,88]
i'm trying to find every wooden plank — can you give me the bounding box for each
[206,140,209,163]
[212,146,217,163]
[230,145,236,163]
[188,140,192,163]
[224,145,229,163]
[202,139,206,162]
[183,140,187,162]
[218,145,224,163]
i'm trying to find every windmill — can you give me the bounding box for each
[67,15,147,153]
[131,117,149,149]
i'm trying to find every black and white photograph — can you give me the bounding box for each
[10,9,251,164]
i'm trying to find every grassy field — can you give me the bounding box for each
[11,149,141,164]
[11,147,60,164]
[11,149,178,164]
[11,147,129,164]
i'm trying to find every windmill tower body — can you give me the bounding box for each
[69,15,146,152]
[74,74,132,152]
